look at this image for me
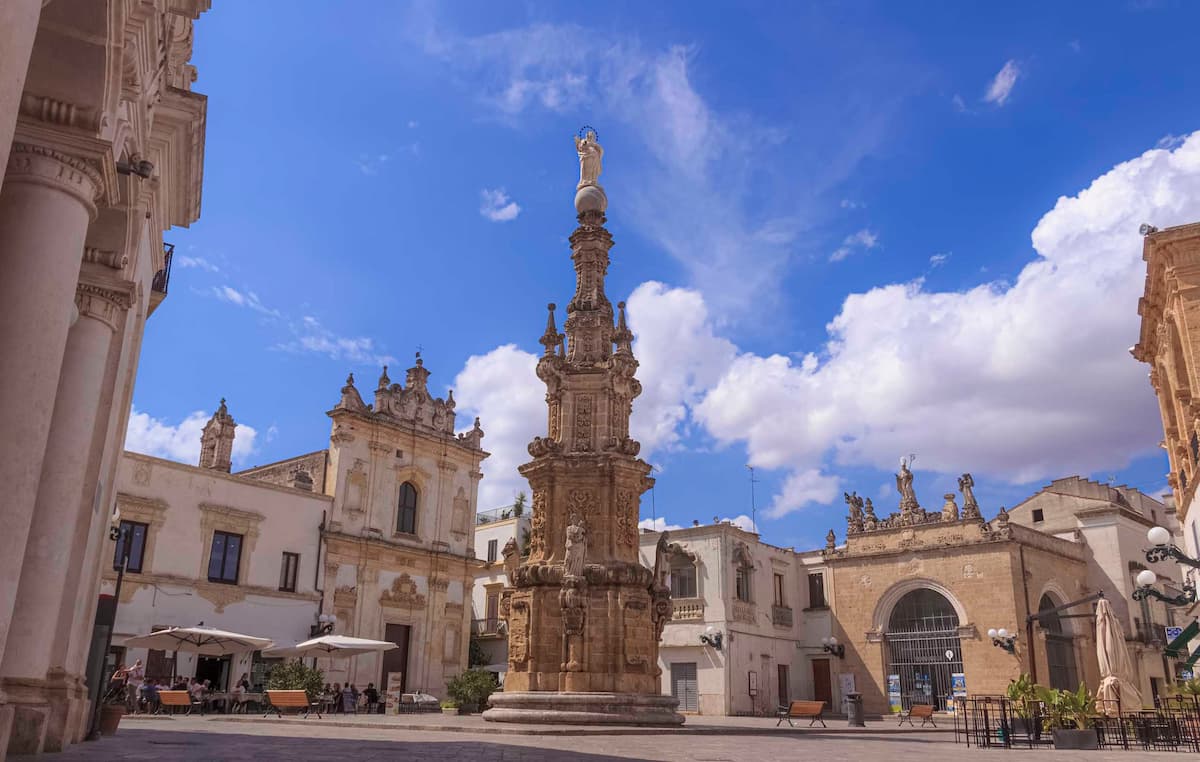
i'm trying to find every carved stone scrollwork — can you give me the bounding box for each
[379,573,426,608]
[573,394,594,451]
[615,490,637,548]
[76,283,133,332]
[508,597,530,666]
[7,143,103,212]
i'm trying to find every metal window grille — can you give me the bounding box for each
[884,589,962,711]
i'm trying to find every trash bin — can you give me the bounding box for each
[844,692,865,727]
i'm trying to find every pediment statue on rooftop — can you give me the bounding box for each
[896,455,920,512]
[959,473,981,518]
[844,491,865,533]
[575,129,603,189]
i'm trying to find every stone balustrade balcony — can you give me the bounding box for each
[671,598,705,621]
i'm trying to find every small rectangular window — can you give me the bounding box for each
[1032,508,1044,523]
[807,572,826,608]
[279,552,299,592]
[773,573,785,607]
[208,531,243,584]
[113,520,149,573]
[736,567,752,602]
[487,539,498,563]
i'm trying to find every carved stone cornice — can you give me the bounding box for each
[75,282,133,332]
[83,247,128,270]
[7,142,103,214]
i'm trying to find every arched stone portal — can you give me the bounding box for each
[884,588,964,711]
[1038,593,1079,690]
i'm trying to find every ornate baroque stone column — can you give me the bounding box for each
[1,282,129,754]
[0,0,41,196]
[483,133,682,726]
[0,141,100,752]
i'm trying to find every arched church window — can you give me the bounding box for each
[397,481,418,535]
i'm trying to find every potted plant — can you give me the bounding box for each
[98,690,126,736]
[440,699,460,716]
[1005,673,1040,740]
[1037,683,1098,750]
[445,668,499,714]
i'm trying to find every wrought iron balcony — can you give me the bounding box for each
[153,243,174,295]
[472,618,506,638]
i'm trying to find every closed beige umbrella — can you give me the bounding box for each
[1095,598,1143,714]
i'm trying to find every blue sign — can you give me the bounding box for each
[1167,626,1185,643]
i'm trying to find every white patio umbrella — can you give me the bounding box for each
[122,625,273,655]
[281,635,398,658]
[1096,597,1143,714]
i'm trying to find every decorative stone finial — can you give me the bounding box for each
[941,493,960,522]
[541,303,562,355]
[614,301,633,355]
[346,373,355,387]
[378,365,390,389]
[825,529,837,550]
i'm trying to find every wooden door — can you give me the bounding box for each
[777,664,790,706]
[381,624,412,692]
[812,658,832,705]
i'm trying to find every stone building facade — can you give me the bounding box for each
[0,2,210,755]
[471,507,532,672]
[297,362,489,697]
[1134,221,1200,557]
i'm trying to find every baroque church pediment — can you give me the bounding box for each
[380,573,426,608]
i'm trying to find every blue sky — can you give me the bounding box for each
[128,0,1200,552]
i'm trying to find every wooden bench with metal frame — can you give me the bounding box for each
[157,690,201,716]
[899,703,936,727]
[776,699,827,727]
[264,689,322,719]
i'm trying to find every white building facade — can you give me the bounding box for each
[471,506,531,671]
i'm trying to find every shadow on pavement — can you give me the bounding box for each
[26,728,662,761]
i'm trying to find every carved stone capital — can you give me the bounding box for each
[7,142,103,215]
[75,282,133,332]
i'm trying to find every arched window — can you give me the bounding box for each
[396,482,418,535]
[884,588,962,711]
[1039,594,1078,690]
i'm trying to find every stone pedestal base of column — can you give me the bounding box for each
[0,698,14,759]
[40,670,84,752]
[2,677,50,754]
[483,691,684,726]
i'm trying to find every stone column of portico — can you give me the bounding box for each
[2,282,128,755]
[0,141,100,756]
[0,0,41,197]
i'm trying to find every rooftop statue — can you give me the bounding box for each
[575,129,603,189]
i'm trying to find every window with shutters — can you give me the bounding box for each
[487,539,498,563]
[279,552,299,592]
[670,662,699,712]
[807,572,826,609]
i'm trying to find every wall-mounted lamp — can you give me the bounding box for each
[821,636,845,659]
[987,627,1017,654]
[699,625,723,650]
[1133,568,1197,607]
[310,613,337,638]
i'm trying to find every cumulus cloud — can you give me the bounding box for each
[125,407,258,466]
[984,60,1021,106]
[452,344,543,509]
[830,228,880,262]
[276,316,397,366]
[480,188,521,222]
[638,517,684,532]
[689,132,1200,514]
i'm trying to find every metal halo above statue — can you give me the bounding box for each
[578,125,599,140]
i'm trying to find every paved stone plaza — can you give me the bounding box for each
[18,716,1182,761]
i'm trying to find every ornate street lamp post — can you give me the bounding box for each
[1134,526,1199,606]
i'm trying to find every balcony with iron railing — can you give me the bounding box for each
[149,242,173,314]
[476,505,526,525]
[472,618,506,638]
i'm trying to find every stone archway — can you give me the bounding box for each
[882,587,964,711]
[1038,592,1079,690]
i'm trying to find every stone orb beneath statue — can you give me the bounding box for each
[574,184,607,214]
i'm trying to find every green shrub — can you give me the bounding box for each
[1177,677,1200,697]
[445,668,498,709]
[1005,673,1037,719]
[265,659,324,699]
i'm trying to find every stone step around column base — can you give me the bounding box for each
[483,691,684,726]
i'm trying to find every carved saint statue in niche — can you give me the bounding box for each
[564,518,587,578]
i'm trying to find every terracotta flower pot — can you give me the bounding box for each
[99,704,125,736]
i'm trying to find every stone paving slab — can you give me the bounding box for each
[26,717,1182,761]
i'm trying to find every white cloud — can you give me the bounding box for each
[176,255,220,273]
[452,344,544,509]
[211,285,281,318]
[840,199,865,210]
[480,188,521,222]
[125,407,258,466]
[984,60,1021,106]
[355,153,391,175]
[638,517,684,533]
[766,470,842,518]
[929,252,950,267]
[1158,134,1187,151]
[276,315,397,366]
[719,514,760,533]
[830,228,880,262]
[411,17,910,319]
